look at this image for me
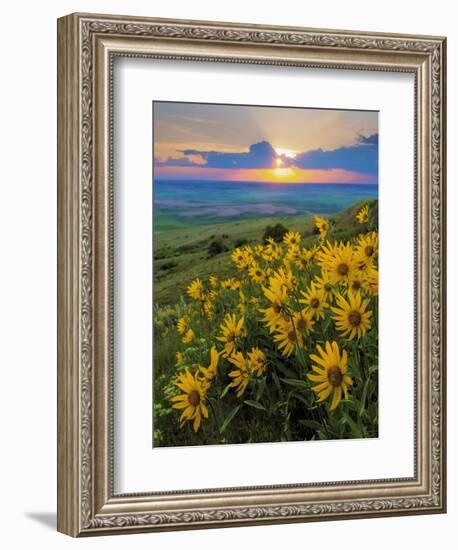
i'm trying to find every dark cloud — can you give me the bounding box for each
[179,140,278,169]
[156,157,198,167]
[157,134,378,176]
[357,133,378,146]
[294,134,378,175]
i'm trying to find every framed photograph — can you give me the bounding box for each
[57,13,446,536]
[152,100,380,448]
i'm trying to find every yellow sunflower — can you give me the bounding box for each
[176,316,189,335]
[231,247,249,269]
[355,231,378,266]
[248,262,266,284]
[295,247,313,271]
[262,238,282,262]
[285,244,300,262]
[313,271,335,301]
[198,346,220,388]
[283,230,302,247]
[300,282,329,320]
[273,318,303,357]
[203,299,214,320]
[260,278,289,332]
[208,289,219,301]
[363,265,379,296]
[209,275,219,288]
[346,271,366,293]
[228,351,250,397]
[175,351,184,366]
[314,215,329,241]
[221,277,241,291]
[307,341,353,410]
[181,328,194,344]
[243,245,254,263]
[356,205,369,224]
[254,244,264,256]
[220,278,232,290]
[318,242,356,285]
[170,370,208,431]
[229,279,241,291]
[248,347,266,376]
[269,267,295,291]
[331,289,373,339]
[238,301,246,316]
[187,278,205,301]
[215,314,244,357]
[292,310,315,336]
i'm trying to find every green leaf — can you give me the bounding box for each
[359,379,371,418]
[283,409,292,436]
[281,378,309,390]
[368,364,379,375]
[244,400,266,411]
[256,377,266,401]
[272,371,283,393]
[342,410,363,438]
[321,316,332,334]
[219,405,241,434]
[340,399,359,413]
[293,392,313,408]
[220,383,232,399]
[274,362,297,379]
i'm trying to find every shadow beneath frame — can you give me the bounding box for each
[25,512,56,530]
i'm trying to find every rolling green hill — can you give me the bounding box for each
[154,199,377,306]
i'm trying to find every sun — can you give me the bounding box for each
[272,167,294,180]
[273,148,297,174]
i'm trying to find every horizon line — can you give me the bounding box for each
[153,178,378,185]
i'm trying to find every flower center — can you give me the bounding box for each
[256,270,261,277]
[337,263,349,276]
[227,333,236,342]
[352,280,362,290]
[327,366,343,387]
[324,284,332,292]
[273,304,282,314]
[188,390,201,407]
[288,330,297,343]
[310,298,320,308]
[365,245,374,257]
[348,311,362,326]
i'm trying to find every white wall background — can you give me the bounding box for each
[0,1,454,548]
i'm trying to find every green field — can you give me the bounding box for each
[153,200,376,306]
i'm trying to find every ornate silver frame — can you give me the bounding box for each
[57,13,446,536]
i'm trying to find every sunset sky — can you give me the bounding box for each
[153,102,378,184]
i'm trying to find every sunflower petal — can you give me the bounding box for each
[316,384,333,402]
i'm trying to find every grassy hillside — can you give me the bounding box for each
[154,199,377,306]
